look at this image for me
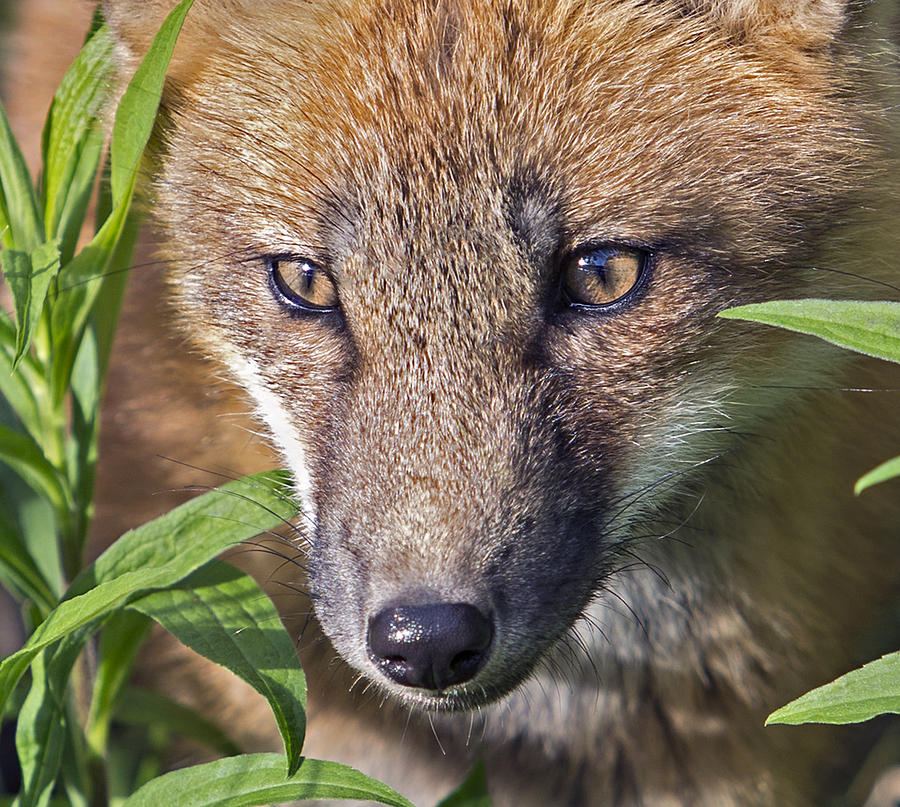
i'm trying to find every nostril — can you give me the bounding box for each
[367,602,493,691]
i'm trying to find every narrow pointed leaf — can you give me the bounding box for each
[0,471,297,714]
[0,314,44,437]
[86,611,152,754]
[67,470,296,596]
[0,516,56,612]
[0,100,41,251]
[1,241,61,366]
[766,651,900,725]
[50,200,131,406]
[42,24,114,259]
[119,754,416,807]
[438,763,491,807]
[109,0,195,204]
[50,128,105,267]
[15,653,65,807]
[16,633,90,807]
[51,0,193,403]
[15,490,65,601]
[719,299,900,364]
[115,688,242,757]
[854,455,900,495]
[0,424,69,512]
[129,561,306,775]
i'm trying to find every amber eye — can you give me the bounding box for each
[561,245,647,309]
[268,257,339,312]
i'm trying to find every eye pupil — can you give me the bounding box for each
[300,268,314,293]
[268,257,338,312]
[562,245,646,309]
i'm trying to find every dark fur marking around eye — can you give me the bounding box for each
[505,170,563,263]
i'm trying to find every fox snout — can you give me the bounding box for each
[305,348,611,708]
[367,602,493,691]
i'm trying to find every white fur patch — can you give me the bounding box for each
[231,357,318,527]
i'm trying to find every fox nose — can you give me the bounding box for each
[367,602,493,691]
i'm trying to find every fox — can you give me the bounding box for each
[4,0,900,804]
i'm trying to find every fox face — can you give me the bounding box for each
[105,0,877,712]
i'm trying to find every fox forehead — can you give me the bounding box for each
[159,0,867,278]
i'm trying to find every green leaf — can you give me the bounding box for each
[115,688,242,757]
[51,0,194,405]
[50,201,131,407]
[119,754,416,807]
[15,488,65,602]
[109,0,195,205]
[0,424,69,512]
[0,470,297,715]
[129,561,307,775]
[86,610,152,755]
[67,470,296,596]
[1,241,61,367]
[41,24,115,262]
[766,651,900,725]
[78,194,142,389]
[718,299,900,364]
[854,454,900,495]
[438,763,492,807]
[0,99,41,251]
[0,314,45,442]
[15,632,90,807]
[15,653,66,807]
[0,516,56,613]
[66,325,106,557]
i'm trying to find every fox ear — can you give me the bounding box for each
[690,0,847,50]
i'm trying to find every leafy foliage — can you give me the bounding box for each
[0,2,454,805]
[436,763,492,807]
[766,652,900,726]
[720,299,900,727]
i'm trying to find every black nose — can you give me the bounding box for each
[367,602,493,691]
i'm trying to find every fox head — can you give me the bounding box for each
[105,0,880,709]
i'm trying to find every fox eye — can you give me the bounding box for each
[560,245,647,309]
[267,257,338,312]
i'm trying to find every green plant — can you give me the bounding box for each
[719,299,900,726]
[0,3,489,805]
